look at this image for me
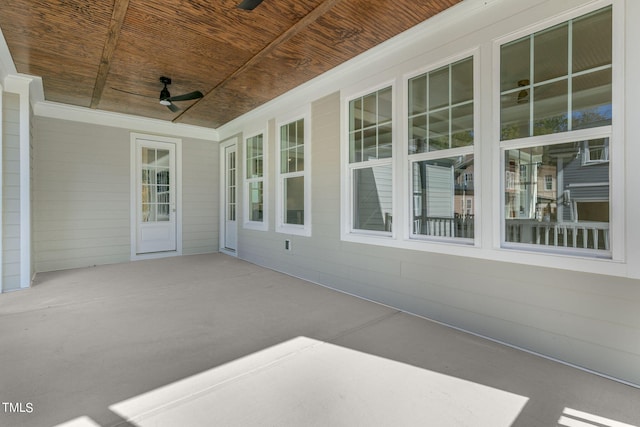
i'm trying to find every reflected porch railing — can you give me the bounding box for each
[413,215,475,239]
[506,219,610,250]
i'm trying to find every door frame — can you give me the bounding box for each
[219,137,238,256]
[130,133,183,260]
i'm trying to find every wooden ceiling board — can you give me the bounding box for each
[0,0,113,57]
[111,12,243,87]
[0,0,114,105]
[0,0,463,128]
[176,75,275,128]
[99,86,203,122]
[131,0,319,49]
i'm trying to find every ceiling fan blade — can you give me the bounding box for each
[167,90,204,102]
[237,0,264,11]
[167,103,180,113]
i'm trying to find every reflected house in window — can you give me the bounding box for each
[349,86,394,233]
[505,138,610,251]
[501,6,611,253]
[408,55,475,241]
[353,164,393,232]
[412,152,475,239]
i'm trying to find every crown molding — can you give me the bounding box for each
[34,101,218,141]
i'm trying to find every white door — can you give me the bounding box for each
[136,140,177,254]
[221,141,237,253]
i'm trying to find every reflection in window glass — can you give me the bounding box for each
[353,165,393,232]
[504,139,610,251]
[245,133,265,225]
[572,70,612,130]
[349,87,393,163]
[408,56,475,243]
[534,23,568,83]
[281,119,304,173]
[533,80,568,136]
[348,86,394,234]
[249,181,263,222]
[141,147,171,223]
[227,151,236,222]
[500,6,612,140]
[408,57,473,154]
[284,176,304,225]
[411,155,474,239]
[246,134,263,179]
[279,117,307,231]
[573,7,612,73]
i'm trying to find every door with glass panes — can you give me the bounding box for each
[136,140,177,254]
[221,141,238,252]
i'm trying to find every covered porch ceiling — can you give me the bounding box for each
[0,0,462,129]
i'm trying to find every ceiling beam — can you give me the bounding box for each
[91,0,130,108]
[173,0,345,123]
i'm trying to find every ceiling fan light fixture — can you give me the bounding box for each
[516,79,530,104]
[159,84,171,103]
[156,76,203,112]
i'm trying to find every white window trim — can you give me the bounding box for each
[345,82,396,238]
[493,0,623,262]
[276,108,311,236]
[335,0,627,277]
[405,51,479,246]
[243,129,268,231]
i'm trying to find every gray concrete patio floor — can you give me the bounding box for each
[0,253,638,426]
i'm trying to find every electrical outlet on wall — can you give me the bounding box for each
[285,239,291,251]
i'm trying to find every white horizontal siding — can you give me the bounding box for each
[2,93,21,291]
[235,82,640,387]
[33,118,131,271]
[33,118,218,271]
[182,138,218,255]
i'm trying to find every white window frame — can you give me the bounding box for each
[406,52,478,245]
[581,138,610,165]
[335,0,627,276]
[494,1,623,261]
[345,83,395,237]
[243,129,268,231]
[276,109,311,236]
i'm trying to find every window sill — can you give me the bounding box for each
[277,224,311,237]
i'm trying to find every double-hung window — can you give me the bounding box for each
[500,6,612,255]
[347,86,393,234]
[408,56,475,242]
[244,132,266,230]
[277,116,310,236]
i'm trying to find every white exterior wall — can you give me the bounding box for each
[34,118,131,272]
[182,138,218,255]
[224,0,640,386]
[2,92,20,290]
[0,0,636,387]
[33,117,218,272]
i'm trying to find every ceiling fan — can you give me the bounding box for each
[237,0,264,10]
[159,76,204,112]
[517,79,530,104]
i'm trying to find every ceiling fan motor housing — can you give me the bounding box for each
[159,76,172,104]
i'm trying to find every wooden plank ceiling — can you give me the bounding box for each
[0,0,461,129]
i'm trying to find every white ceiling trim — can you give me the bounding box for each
[34,100,219,141]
